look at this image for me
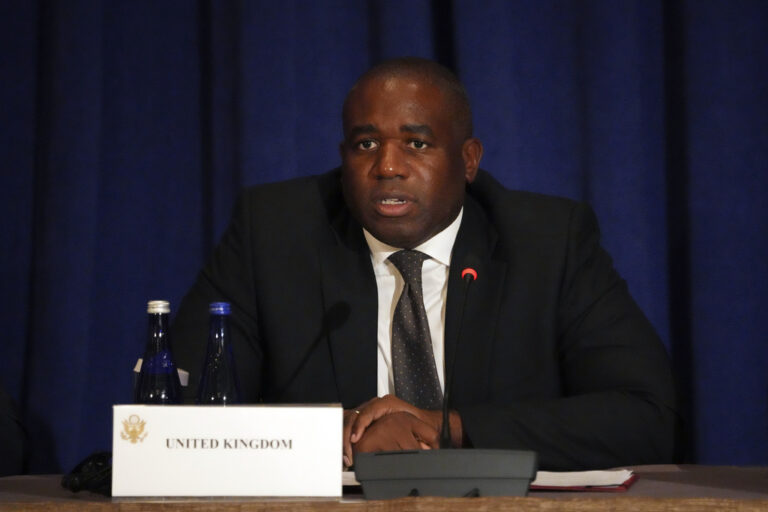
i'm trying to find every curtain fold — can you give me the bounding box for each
[1,0,765,472]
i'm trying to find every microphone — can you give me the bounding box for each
[354,260,538,499]
[440,267,477,449]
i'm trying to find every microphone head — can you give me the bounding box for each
[461,267,478,281]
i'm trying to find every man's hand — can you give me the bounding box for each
[352,411,439,455]
[350,395,438,441]
[343,395,463,467]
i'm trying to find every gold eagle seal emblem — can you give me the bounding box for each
[120,414,148,443]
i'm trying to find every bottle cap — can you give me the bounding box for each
[209,302,231,315]
[147,300,170,314]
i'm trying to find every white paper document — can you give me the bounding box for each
[531,469,635,489]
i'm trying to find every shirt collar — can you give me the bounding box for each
[363,208,464,268]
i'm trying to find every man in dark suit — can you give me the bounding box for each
[172,58,676,470]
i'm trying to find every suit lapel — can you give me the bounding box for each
[444,196,508,404]
[320,206,378,408]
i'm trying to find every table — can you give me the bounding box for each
[1,465,767,511]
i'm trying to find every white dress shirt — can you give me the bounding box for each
[363,209,464,398]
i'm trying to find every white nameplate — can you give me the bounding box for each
[112,404,342,497]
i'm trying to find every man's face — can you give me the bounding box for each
[340,75,482,249]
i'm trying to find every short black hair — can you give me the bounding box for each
[343,57,474,139]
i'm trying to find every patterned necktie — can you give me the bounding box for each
[388,250,443,410]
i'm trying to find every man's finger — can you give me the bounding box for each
[342,409,360,467]
[351,395,414,443]
[411,415,441,449]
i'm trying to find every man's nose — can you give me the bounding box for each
[374,142,404,178]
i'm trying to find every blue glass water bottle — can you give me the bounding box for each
[134,300,181,404]
[197,302,241,405]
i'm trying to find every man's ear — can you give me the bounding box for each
[462,137,483,184]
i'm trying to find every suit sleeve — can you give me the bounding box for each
[458,202,677,470]
[0,386,25,476]
[171,191,264,403]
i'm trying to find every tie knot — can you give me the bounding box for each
[388,250,429,284]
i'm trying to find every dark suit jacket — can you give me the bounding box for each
[172,168,676,470]
[0,386,25,476]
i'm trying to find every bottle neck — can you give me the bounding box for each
[147,313,170,349]
[208,314,229,346]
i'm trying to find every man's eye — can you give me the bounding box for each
[357,139,378,150]
[408,140,427,149]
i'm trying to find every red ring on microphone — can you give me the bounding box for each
[461,268,478,281]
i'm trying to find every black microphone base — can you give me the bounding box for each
[353,449,538,499]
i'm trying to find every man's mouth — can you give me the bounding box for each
[374,196,412,216]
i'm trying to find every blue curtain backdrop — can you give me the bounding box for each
[1,0,766,473]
